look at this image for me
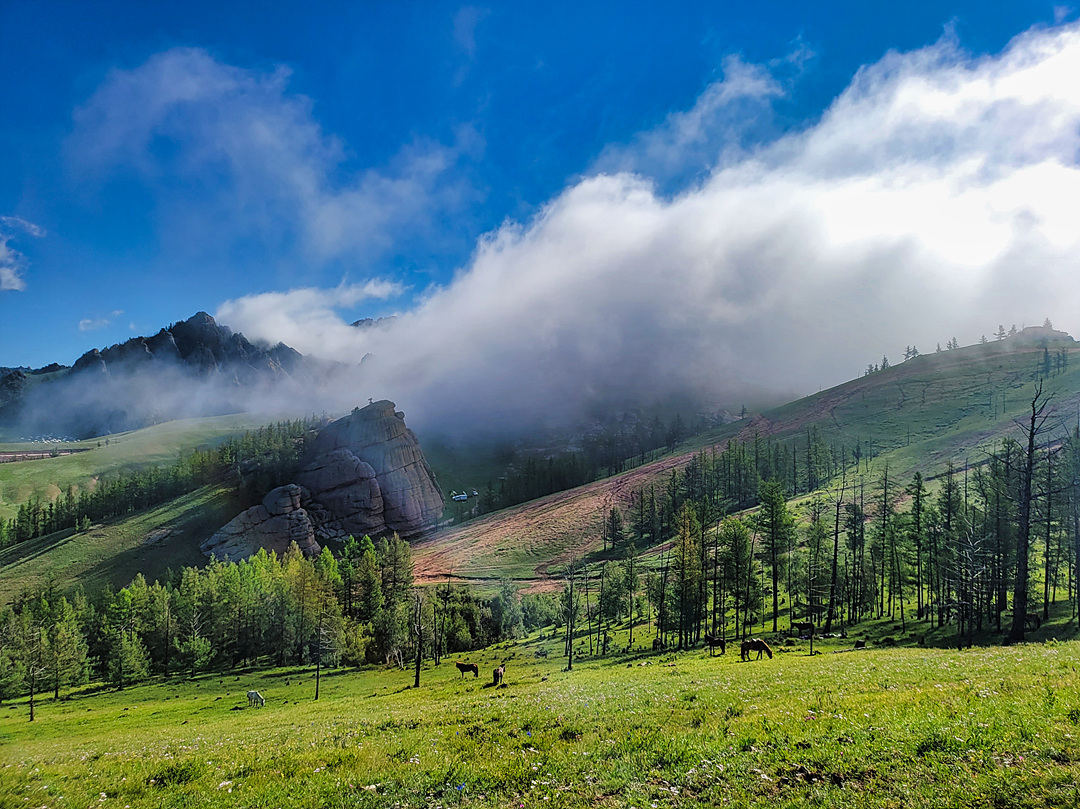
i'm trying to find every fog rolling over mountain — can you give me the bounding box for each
[1,308,734,443]
[215,24,1080,432]
[11,25,1080,440]
[0,312,357,439]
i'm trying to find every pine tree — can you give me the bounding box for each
[755,481,795,632]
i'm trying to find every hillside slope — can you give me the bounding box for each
[1,334,1076,598]
[413,335,1080,587]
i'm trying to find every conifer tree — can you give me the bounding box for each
[755,480,795,632]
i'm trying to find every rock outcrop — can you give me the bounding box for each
[200,401,444,560]
[295,448,384,538]
[200,484,321,561]
[304,400,444,537]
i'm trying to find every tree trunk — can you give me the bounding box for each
[1008,383,1050,643]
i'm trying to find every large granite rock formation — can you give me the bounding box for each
[303,400,444,537]
[295,448,384,538]
[200,400,444,560]
[200,484,321,560]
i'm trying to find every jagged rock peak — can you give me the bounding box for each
[66,311,304,379]
[351,316,397,330]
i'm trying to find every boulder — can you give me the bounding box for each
[295,448,385,536]
[200,484,320,561]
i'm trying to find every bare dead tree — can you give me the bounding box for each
[825,461,849,634]
[1008,381,1054,644]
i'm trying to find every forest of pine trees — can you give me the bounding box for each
[558,399,1080,655]
[0,534,560,710]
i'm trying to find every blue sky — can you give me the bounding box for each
[2,2,1079,416]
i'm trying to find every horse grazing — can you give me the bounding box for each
[703,634,726,656]
[493,665,505,686]
[791,621,815,637]
[740,638,773,661]
[652,638,666,651]
[247,690,265,707]
[455,661,479,679]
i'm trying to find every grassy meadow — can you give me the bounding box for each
[0,485,237,604]
[0,414,263,524]
[3,630,1080,809]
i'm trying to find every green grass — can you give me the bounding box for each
[0,413,266,523]
[3,634,1079,808]
[758,339,1080,481]
[0,485,237,603]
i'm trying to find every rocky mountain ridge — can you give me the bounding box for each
[0,312,343,438]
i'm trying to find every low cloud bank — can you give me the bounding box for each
[215,23,1080,434]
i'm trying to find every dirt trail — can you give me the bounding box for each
[0,449,87,463]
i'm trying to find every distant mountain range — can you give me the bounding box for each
[0,312,345,439]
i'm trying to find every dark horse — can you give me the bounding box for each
[455,661,479,678]
[740,638,773,661]
[703,634,726,656]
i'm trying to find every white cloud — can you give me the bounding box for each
[0,216,45,292]
[78,310,124,331]
[453,6,488,58]
[68,48,474,264]
[595,54,785,183]
[217,280,404,355]
[220,21,1080,432]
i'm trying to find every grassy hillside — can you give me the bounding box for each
[0,413,265,524]
[414,338,1080,586]
[3,632,1079,808]
[752,337,1080,477]
[2,336,1076,599]
[0,484,238,603]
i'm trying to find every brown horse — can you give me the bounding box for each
[455,661,479,678]
[740,638,773,661]
[492,665,505,686]
[703,634,726,656]
[791,621,815,637]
